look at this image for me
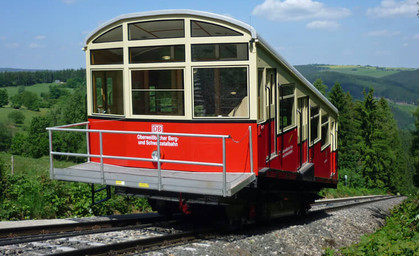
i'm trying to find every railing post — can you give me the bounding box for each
[222,137,226,197]
[248,126,254,174]
[86,123,90,163]
[99,131,104,185]
[157,134,162,191]
[48,129,54,179]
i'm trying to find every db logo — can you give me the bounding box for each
[151,124,163,133]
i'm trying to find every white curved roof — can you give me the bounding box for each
[86,9,337,115]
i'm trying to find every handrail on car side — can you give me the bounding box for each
[46,122,254,197]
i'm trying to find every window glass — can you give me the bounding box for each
[91,48,123,65]
[310,106,320,143]
[131,70,184,115]
[280,84,295,129]
[129,20,184,40]
[191,20,243,37]
[93,26,122,43]
[193,67,248,117]
[257,69,264,121]
[321,113,329,147]
[192,43,248,61]
[92,70,124,115]
[130,45,185,63]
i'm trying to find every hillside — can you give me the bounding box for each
[295,65,419,104]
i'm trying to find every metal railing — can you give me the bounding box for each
[47,122,254,197]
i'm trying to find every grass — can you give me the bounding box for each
[0,107,49,133]
[4,82,74,98]
[321,65,415,78]
[0,152,73,177]
[319,184,387,199]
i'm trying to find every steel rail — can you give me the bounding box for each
[310,195,398,213]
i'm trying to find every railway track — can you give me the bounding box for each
[0,195,398,256]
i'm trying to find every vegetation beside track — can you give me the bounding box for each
[324,194,419,255]
[0,154,151,221]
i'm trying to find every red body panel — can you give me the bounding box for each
[88,118,257,174]
[88,117,337,183]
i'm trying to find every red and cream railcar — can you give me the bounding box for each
[48,10,338,217]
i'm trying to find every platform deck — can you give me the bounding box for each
[53,162,255,197]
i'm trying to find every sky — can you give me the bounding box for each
[0,0,418,70]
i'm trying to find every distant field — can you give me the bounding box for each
[4,82,72,97]
[322,65,415,78]
[0,107,49,133]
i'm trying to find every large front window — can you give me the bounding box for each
[193,67,248,117]
[92,70,124,115]
[131,70,184,115]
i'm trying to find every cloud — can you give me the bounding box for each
[306,20,340,31]
[6,43,19,49]
[413,34,419,39]
[366,29,401,37]
[29,43,45,49]
[61,0,78,4]
[35,35,46,40]
[366,0,417,18]
[252,0,351,21]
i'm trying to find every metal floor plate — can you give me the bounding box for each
[53,162,256,197]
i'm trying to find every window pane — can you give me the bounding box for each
[192,43,248,61]
[130,45,185,63]
[92,70,124,115]
[93,26,122,43]
[322,114,329,124]
[131,70,184,115]
[129,20,184,40]
[91,48,123,65]
[282,83,295,96]
[280,97,294,129]
[321,122,329,147]
[193,67,248,117]
[191,20,243,37]
[311,116,319,142]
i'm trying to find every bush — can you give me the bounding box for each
[8,110,25,125]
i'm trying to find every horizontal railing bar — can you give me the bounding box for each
[51,152,223,167]
[50,121,89,129]
[47,127,230,139]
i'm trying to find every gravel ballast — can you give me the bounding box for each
[144,196,406,256]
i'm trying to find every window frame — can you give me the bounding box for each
[191,65,250,119]
[130,68,186,117]
[279,83,296,132]
[321,111,330,150]
[91,69,125,116]
[310,104,321,145]
[128,19,185,41]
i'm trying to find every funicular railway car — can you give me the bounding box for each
[47,10,338,220]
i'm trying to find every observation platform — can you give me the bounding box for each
[53,162,256,197]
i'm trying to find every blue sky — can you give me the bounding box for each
[0,0,418,69]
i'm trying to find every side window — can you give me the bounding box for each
[131,69,184,116]
[310,105,320,144]
[191,20,243,37]
[321,112,330,148]
[191,43,248,61]
[279,84,295,130]
[91,48,123,65]
[92,70,124,115]
[93,25,123,43]
[257,69,264,122]
[193,67,248,117]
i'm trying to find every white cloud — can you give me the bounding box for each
[35,35,46,40]
[61,0,78,4]
[366,29,401,37]
[252,0,351,21]
[5,43,19,49]
[366,0,417,18]
[29,43,45,49]
[306,20,340,31]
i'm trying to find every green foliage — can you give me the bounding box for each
[0,69,85,88]
[10,90,41,111]
[313,78,328,96]
[0,123,12,151]
[319,183,385,199]
[8,110,25,125]
[0,88,8,107]
[412,104,419,187]
[338,194,419,255]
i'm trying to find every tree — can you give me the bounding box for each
[0,123,12,151]
[0,89,8,107]
[412,103,419,187]
[26,116,51,158]
[313,78,327,96]
[8,110,25,125]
